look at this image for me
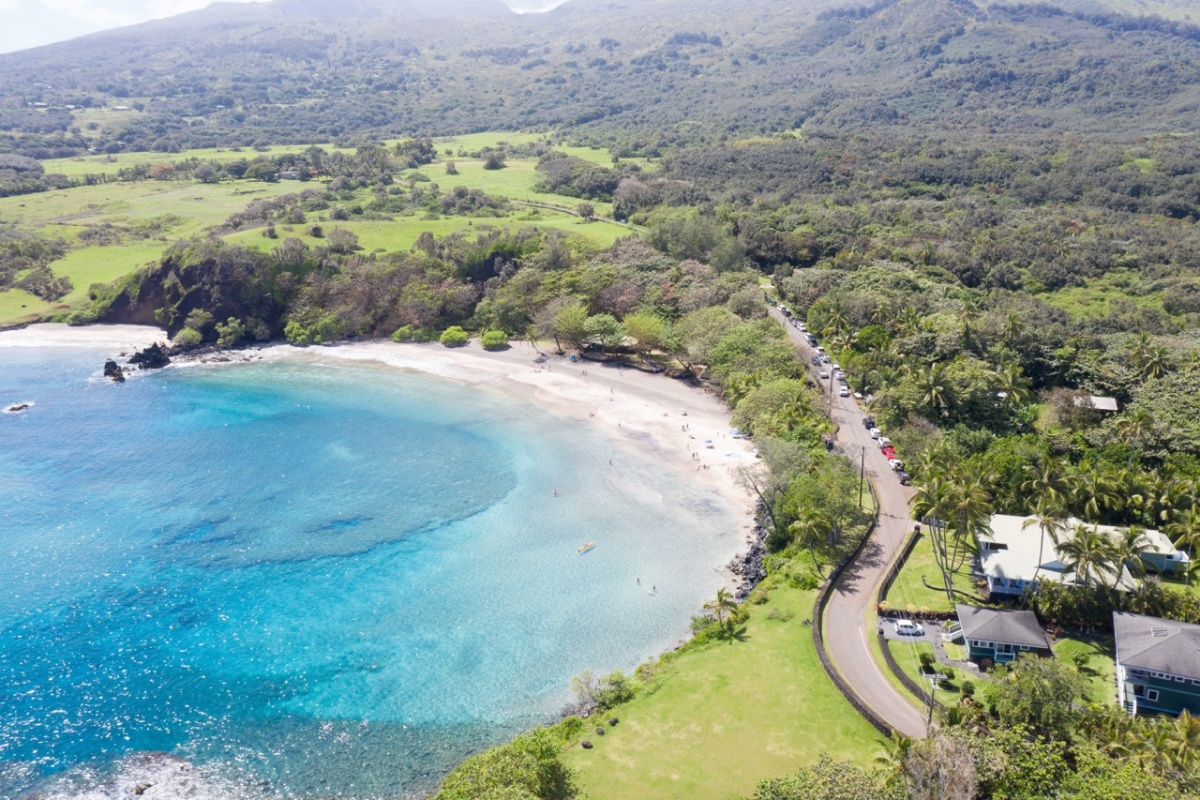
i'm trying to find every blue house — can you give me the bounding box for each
[955,604,1052,665]
[1114,612,1200,717]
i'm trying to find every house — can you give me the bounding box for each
[976,514,1188,598]
[1073,395,1120,413]
[955,604,1052,665]
[1114,611,1200,716]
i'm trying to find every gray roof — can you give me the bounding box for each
[956,604,1051,649]
[1113,612,1200,678]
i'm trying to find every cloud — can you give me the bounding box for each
[0,0,17,10]
[38,0,136,28]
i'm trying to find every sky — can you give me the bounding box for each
[0,0,568,54]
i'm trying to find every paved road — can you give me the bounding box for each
[771,308,929,737]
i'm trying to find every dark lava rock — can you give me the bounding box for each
[103,359,125,382]
[581,740,593,749]
[129,342,171,369]
[5,403,30,413]
[595,727,605,736]
[609,717,619,726]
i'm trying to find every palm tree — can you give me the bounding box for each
[874,731,913,790]
[1111,526,1152,587]
[704,586,739,632]
[1058,524,1119,590]
[1022,498,1067,596]
[1114,410,1155,469]
[916,363,955,415]
[1021,457,1075,511]
[1069,463,1123,522]
[789,507,832,577]
[1167,508,1200,585]
[996,362,1033,408]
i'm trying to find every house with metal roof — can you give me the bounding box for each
[955,604,1052,665]
[976,515,1188,598]
[1114,611,1200,716]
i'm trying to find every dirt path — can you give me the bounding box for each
[771,308,928,737]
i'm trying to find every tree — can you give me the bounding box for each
[1058,523,1119,589]
[703,586,738,631]
[622,310,665,354]
[987,655,1084,742]
[445,160,458,175]
[1022,497,1067,596]
[1167,508,1200,585]
[1111,526,1151,587]
[215,317,246,346]
[751,757,899,800]
[434,728,575,800]
[583,313,625,350]
[483,152,506,170]
[326,227,360,254]
[789,507,832,576]
[576,201,594,220]
[902,732,977,800]
[551,301,589,350]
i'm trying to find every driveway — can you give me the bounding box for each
[771,308,928,737]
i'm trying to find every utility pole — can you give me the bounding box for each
[859,445,866,507]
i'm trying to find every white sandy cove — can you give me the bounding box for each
[0,324,761,542]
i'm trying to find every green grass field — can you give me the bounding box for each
[562,585,880,800]
[1052,635,1117,706]
[882,532,985,615]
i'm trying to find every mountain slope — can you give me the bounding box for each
[2,0,1200,157]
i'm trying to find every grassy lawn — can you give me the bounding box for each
[882,532,985,615]
[563,585,880,800]
[1052,634,1117,706]
[402,158,617,219]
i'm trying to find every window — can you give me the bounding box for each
[1176,676,1186,683]
[1020,645,1029,650]
[1148,689,1160,702]
[1134,684,1146,697]
[998,643,1014,654]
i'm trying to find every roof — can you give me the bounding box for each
[1072,395,1120,412]
[977,514,1183,591]
[956,604,1051,649]
[1114,612,1200,678]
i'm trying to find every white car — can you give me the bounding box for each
[798,322,807,331]
[870,427,881,439]
[889,458,905,471]
[878,437,891,448]
[839,387,850,397]
[854,391,864,400]
[819,370,830,379]
[894,619,924,637]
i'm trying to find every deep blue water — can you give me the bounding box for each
[0,348,740,798]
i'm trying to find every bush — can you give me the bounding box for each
[215,317,246,346]
[440,326,470,347]
[481,330,510,350]
[172,327,203,347]
[960,679,976,698]
[594,670,636,709]
[434,728,575,800]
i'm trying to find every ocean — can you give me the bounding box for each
[0,346,742,798]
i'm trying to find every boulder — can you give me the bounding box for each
[103,360,126,382]
[129,343,171,369]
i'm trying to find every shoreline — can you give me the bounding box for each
[0,324,762,592]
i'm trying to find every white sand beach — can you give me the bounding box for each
[0,325,761,563]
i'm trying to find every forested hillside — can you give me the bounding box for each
[5,0,1200,159]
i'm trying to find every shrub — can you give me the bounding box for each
[481,330,510,350]
[215,317,246,346]
[172,327,203,347]
[440,326,470,347]
[919,651,937,674]
[594,670,635,709]
[434,728,574,800]
[960,679,976,698]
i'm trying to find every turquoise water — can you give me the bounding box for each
[0,348,741,798]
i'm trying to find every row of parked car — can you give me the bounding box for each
[776,300,911,486]
[863,415,911,485]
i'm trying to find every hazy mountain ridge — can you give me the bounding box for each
[3,0,1200,157]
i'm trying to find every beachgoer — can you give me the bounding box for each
[553,489,558,496]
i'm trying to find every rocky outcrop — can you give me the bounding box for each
[103,359,125,382]
[128,342,171,369]
[731,502,769,601]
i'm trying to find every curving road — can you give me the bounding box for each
[771,308,928,738]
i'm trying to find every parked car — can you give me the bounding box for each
[807,334,818,346]
[819,370,830,379]
[821,355,831,364]
[863,416,876,429]
[854,392,864,400]
[811,356,821,366]
[898,471,912,485]
[894,619,924,636]
[798,322,807,331]
[839,387,850,397]
[889,459,905,471]
[870,427,881,439]
[878,436,891,448]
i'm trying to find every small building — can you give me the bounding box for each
[956,604,1052,665]
[1072,395,1120,413]
[1114,611,1200,717]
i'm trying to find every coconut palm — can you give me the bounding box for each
[1111,526,1152,586]
[789,507,832,577]
[1167,508,1200,585]
[1069,463,1123,522]
[1058,524,1119,589]
[996,362,1034,408]
[1114,409,1155,469]
[1022,498,1067,595]
[704,586,739,632]
[1021,456,1075,510]
[874,731,913,789]
[915,363,955,415]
